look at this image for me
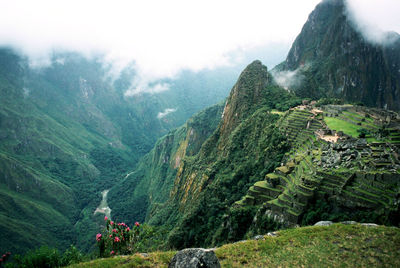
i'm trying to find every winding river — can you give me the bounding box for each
[94,189,111,219]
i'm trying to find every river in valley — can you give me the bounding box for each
[94,189,111,219]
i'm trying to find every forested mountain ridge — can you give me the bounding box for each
[107,0,400,251]
[108,102,225,225]
[275,0,400,110]
[0,48,237,255]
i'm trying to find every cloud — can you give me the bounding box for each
[0,0,398,92]
[125,82,170,97]
[157,108,177,119]
[271,67,305,91]
[0,0,321,88]
[345,0,400,45]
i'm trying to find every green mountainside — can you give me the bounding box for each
[274,0,400,110]
[69,224,400,267]
[0,48,237,255]
[2,0,400,264]
[109,29,400,250]
[108,102,225,225]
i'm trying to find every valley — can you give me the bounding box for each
[0,0,399,266]
[94,189,111,220]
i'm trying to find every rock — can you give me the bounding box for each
[169,248,220,268]
[361,223,379,227]
[267,232,278,237]
[253,235,265,240]
[341,221,357,225]
[314,221,333,226]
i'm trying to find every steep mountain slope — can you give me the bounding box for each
[233,104,400,238]
[141,61,300,249]
[274,0,400,110]
[0,48,237,254]
[108,102,225,224]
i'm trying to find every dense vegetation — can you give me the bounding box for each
[275,0,400,110]
[135,61,301,249]
[108,102,225,225]
[0,48,238,255]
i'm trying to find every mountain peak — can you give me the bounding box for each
[278,0,400,110]
[219,60,270,137]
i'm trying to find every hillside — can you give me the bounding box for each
[69,224,400,267]
[0,48,237,255]
[108,102,225,225]
[109,57,400,252]
[274,0,400,110]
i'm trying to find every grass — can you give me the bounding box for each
[324,117,363,138]
[68,251,176,268]
[271,110,284,116]
[69,224,400,267]
[215,224,400,267]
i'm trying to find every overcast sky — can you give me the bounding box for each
[0,0,399,93]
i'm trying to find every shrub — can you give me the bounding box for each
[0,252,11,267]
[12,246,61,268]
[60,245,83,266]
[97,216,141,257]
[357,128,370,138]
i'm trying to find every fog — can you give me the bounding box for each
[346,0,400,45]
[0,0,398,94]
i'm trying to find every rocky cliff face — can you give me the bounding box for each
[276,0,400,110]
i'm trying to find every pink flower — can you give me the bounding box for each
[114,236,120,242]
[104,216,108,221]
[110,250,115,255]
[96,233,102,241]
[110,221,114,225]
[135,221,140,227]
[112,228,118,233]
[109,234,112,238]
[126,227,130,232]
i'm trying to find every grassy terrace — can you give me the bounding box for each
[324,117,378,142]
[69,224,400,267]
[324,117,363,137]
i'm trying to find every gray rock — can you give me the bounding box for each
[361,223,379,227]
[169,248,220,268]
[341,221,357,225]
[140,253,149,257]
[253,235,265,240]
[314,221,333,226]
[267,232,278,237]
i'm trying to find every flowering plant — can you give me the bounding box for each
[96,216,141,257]
[0,252,11,266]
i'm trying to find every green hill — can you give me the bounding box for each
[68,224,400,267]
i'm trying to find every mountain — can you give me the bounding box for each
[106,0,400,250]
[0,48,237,255]
[108,102,225,225]
[107,61,300,249]
[274,0,400,110]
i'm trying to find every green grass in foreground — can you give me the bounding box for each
[69,224,400,267]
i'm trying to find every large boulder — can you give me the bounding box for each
[169,248,220,268]
[314,221,333,226]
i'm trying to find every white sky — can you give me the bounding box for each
[0,0,399,89]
